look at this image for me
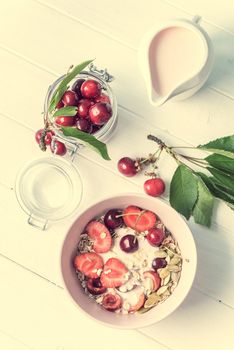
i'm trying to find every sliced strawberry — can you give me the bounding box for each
[143,271,161,292]
[102,293,122,311]
[123,205,157,232]
[129,293,145,313]
[100,258,128,288]
[87,221,112,253]
[74,252,103,278]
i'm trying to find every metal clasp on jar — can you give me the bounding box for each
[51,134,84,162]
[89,63,114,83]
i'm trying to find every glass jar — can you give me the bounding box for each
[44,64,118,158]
[15,156,83,230]
[15,64,117,230]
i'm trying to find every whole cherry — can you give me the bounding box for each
[89,102,112,125]
[55,116,76,126]
[95,94,110,104]
[71,78,85,98]
[81,79,101,99]
[56,100,64,109]
[35,129,54,146]
[146,228,165,246]
[86,278,107,295]
[50,140,67,156]
[76,118,93,133]
[104,209,123,229]
[152,258,167,270]
[62,90,79,106]
[117,157,137,177]
[77,99,94,118]
[120,234,139,253]
[144,178,165,197]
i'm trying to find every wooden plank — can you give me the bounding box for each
[34,0,234,98]
[142,287,234,350]
[0,330,33,350]
[162,0,234,35]
[0,255,170,350]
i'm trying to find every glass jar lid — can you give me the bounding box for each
[15,156,83,229]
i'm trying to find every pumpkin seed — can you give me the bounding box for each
[171,272,180,283]
[163,273,171,286]
[161,290,171,299]
[157,286,168,295]
[154,250,168,258]
[162,237,172,245]
[137,307,153,314]
[167,264,181,272]
[144,293,161,308]
[165,255,171,263]
[170,256,181,265]
[159,268,170,279]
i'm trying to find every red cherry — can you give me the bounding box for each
[56,100,64,109]
[91,125,101,134]
[86,278,107,295]
[117,157,137,177]
[95,94,110,104]
[44,130,55,145]
[89,103,112,125]
[152,258,167,270]
[144,178,165,197]
[62,90,78,106]
[35,129,55,146]
[77,99,94,118]
[71,79,85,98]
[50,140,67,156]
[102,293,122,311]
[81,79,101,99]
[146,228,165,246]
[55,116,76,126]
[76,118,93,133]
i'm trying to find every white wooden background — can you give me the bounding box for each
[0,0,234,349]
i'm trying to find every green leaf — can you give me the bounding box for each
[49,85,68,113]
[205,154,234,174]
[226,202,234,210]
[196,172,234,204]
[198,135,234,159]
[193,179,214,227]
[61,126,111,161]
[208,167,234,192]
[49,59,93,112]
[53,106,78,118]
[169,165,198,220]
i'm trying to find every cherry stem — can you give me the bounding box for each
[178,154,207,163]
[116,212,141,218]
[147,134,208,172]
[139,149,160,165]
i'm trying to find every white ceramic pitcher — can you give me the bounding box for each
[138,16,214,106]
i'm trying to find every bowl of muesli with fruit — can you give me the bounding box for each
[61,193,197,328]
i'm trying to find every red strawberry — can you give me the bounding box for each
[129,293,145,313]
[143,271,161,292]
[100,258,128,288]
[74,252,103,278]
[123,206,157,232]
[87,221,112,253]
[102,293,122,311]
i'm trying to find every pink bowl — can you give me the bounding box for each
[61,193,197,329]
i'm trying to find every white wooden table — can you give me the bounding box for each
[0,1,234,349]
